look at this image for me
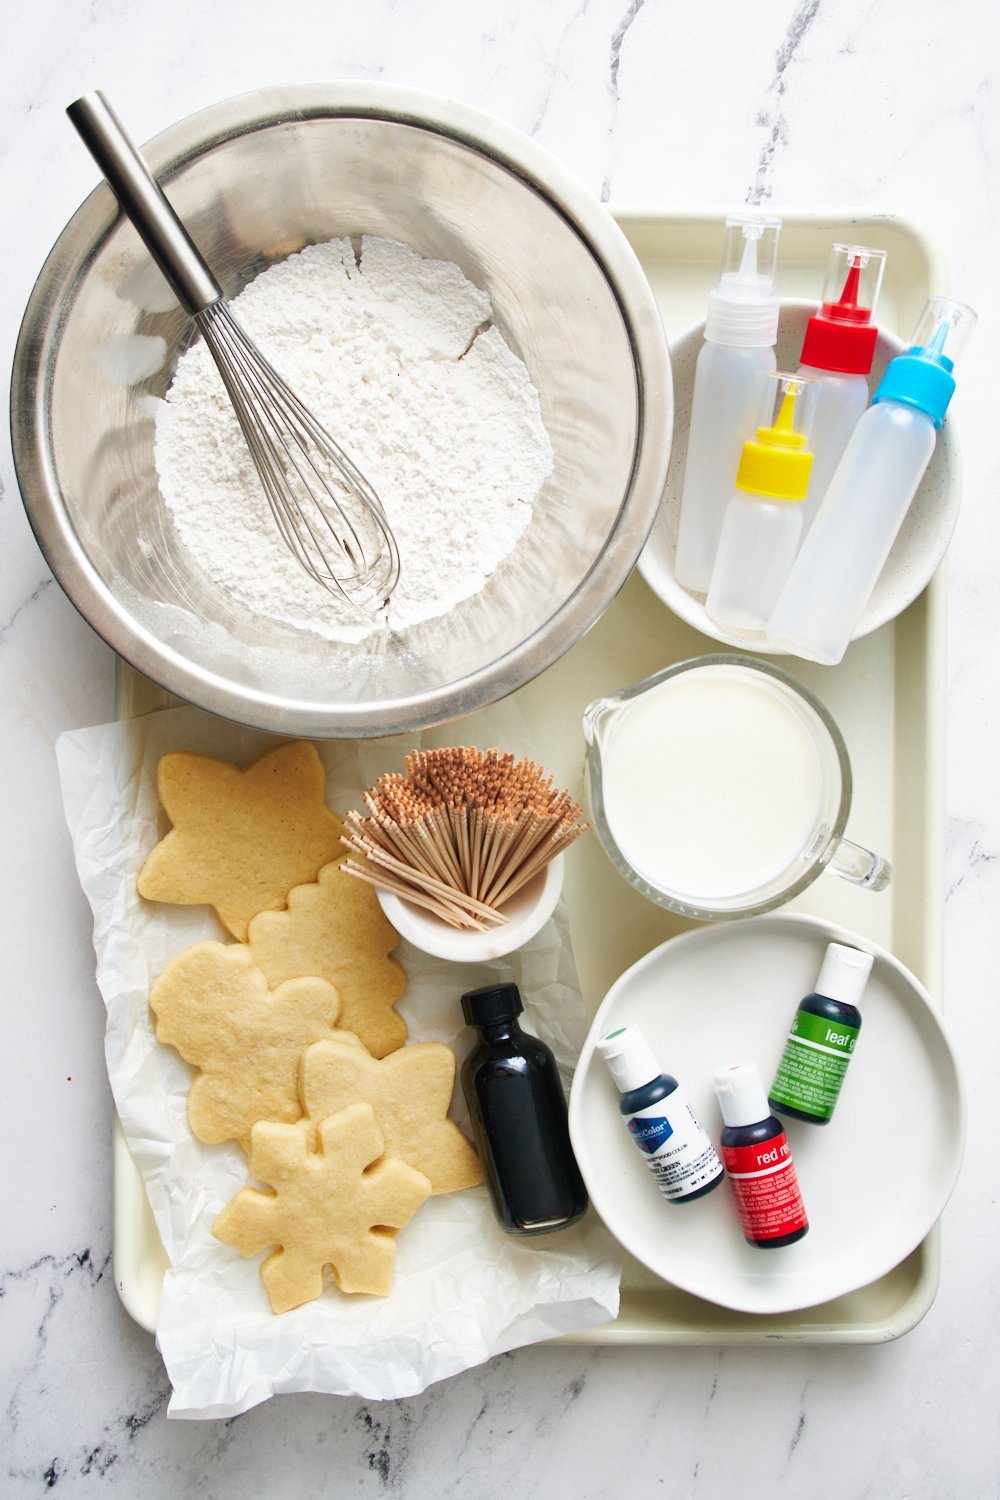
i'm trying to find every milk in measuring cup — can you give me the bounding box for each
[600,668,825,905]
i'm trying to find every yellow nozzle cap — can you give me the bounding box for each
[735,389,814,501]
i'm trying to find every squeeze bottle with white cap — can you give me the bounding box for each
[714,1061,809,1248]
[598,1026,723,1203]
[767,296,977,665]
[797,243,887,532]
[674,215,782,593]
[705,371,817,631]
[769,942,874,1125]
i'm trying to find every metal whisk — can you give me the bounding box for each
[67,92,400,609]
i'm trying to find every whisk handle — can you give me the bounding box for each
[67,91,222,316]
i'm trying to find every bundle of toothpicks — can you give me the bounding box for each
[341,746,588,930]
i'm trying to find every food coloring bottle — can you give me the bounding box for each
[714,1061,808,1248]
[705,372,818,632]
[597,1025,723,1203]
[797,243,887,532]
[767,295,977,665]
[674,214,782,593]
[460,982,588,1235]
[769,942,874,1125]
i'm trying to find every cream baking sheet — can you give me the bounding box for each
[111,209,951,1344]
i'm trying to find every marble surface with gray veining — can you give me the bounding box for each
[3,1,999,1494]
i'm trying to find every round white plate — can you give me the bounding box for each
[568,913,965,1315]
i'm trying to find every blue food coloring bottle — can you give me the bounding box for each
[597,1025,723,1203]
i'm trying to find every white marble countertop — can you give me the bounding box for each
[3,1,999,1493]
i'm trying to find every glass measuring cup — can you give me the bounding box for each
[582,655,890,921]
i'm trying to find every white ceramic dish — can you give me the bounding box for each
[376,854,564,962]
[639,299,961,652]
[568,913,964,1316]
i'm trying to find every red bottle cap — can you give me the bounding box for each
[800,248,885,375]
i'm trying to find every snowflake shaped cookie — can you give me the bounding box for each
[137,741,344,940]
[212,1103,432,1311]
[300,1035,482,1195]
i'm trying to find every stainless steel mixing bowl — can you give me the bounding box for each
[12,83,672,736]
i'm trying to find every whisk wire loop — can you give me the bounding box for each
[199,304,400,607]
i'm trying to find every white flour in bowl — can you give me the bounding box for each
[154,237,554,642]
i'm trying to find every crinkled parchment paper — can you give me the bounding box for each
[56,699,620,1418]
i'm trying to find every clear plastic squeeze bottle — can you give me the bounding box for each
[705,372,817,631]
[766,297,976,665]
[674,215,782,593]
[797,244,886,533]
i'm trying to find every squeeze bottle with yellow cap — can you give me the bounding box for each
[674,215,782,593]
[705,372,818,631]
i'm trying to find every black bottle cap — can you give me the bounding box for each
[461,982,523,1027]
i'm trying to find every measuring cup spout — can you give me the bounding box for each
[582,696,617,753]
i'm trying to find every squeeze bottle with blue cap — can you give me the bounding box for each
[797,243,887,532]
[598,1025,723,1203]
[706,371,818,631]
[767,296,976,664]
[674,215,782,593]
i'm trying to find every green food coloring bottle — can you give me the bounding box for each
[768,942,874,1126]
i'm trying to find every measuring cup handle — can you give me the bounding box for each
[828,838,892,892]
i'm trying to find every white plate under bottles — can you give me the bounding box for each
[568,914,964,1316]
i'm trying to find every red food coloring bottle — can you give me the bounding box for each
[714,1060,808,1248]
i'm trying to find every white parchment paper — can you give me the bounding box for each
[56,700,620,1418]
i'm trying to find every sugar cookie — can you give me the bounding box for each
[248,861,406,1058]
[300,1035,482,1195]
[149,941,342,1149]
[212,1104,432,1312]
[137,741,344,940]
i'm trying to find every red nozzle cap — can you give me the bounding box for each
[800,251,882,375]
[821,257,870,324]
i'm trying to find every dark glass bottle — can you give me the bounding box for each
[460,982,588,1235]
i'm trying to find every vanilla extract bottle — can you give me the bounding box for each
[460,982,588,1235]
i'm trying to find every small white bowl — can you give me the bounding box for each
[376,854,564,962]
[638,299,961,651]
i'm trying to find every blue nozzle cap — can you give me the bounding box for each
[872,354,955,428]
[872,297,975,428]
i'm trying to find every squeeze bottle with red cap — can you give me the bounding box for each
[714,1061,809,1248]
[706,371,818,631]
[797,244,887,532]
[767,296,977,665]
[674,215,782,593]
